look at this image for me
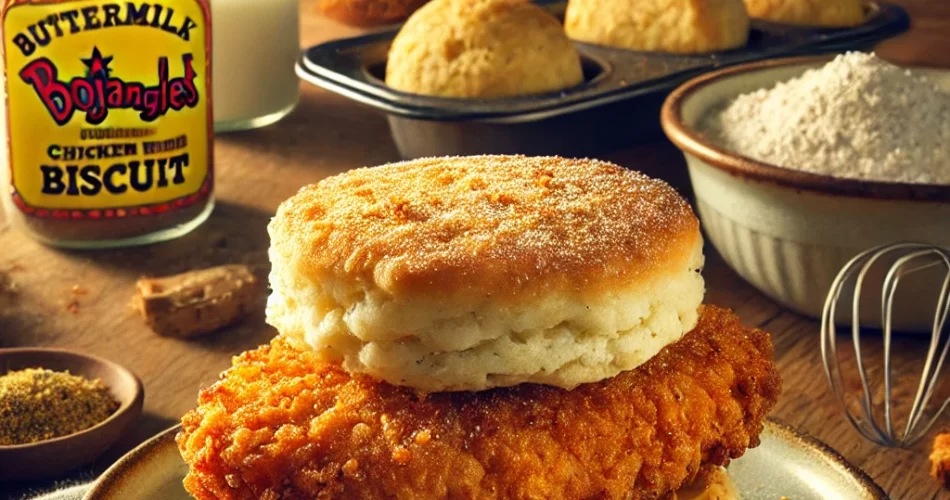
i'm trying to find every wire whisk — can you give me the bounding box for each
[821,242,950,448]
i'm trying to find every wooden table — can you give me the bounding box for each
[2,1,949,498]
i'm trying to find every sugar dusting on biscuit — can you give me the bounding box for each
[266,155,704,392]
[270,155,698,297]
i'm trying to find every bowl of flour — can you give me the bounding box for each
[661,52,950,331]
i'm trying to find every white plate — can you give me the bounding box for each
[83,419,886,500]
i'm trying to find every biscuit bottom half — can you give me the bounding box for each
[267,236,704,393]
[177,306,780,500]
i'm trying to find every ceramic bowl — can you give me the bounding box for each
[661,55,950,331]
[0,348,144,481]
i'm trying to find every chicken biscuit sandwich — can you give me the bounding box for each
[178,155,781,499]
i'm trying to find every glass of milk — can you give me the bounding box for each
[212,0,300,131]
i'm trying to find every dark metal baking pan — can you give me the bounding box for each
[297,0,910,159]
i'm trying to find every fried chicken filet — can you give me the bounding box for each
[177,306,780,500]
[179,156,780,499]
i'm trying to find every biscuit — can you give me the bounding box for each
[266,155,705,392]
[385,0,584,98]
[743,0,865,27]
[565,0,750,54]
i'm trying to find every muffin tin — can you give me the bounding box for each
[296,0,910,159]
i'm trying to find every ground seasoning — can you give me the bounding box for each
[0,368,119,445]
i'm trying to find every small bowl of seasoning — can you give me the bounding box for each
[661,52,950,331]
[0,348,144,481]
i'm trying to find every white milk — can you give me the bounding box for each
[211,0,300,130]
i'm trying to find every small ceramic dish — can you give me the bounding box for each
[661,55,950,331]
[0,348,144,481]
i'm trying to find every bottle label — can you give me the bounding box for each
[2,0,211,219]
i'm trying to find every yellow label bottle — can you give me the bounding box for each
[1,0,213,248]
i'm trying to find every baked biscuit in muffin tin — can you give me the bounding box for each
[298,0,909,159]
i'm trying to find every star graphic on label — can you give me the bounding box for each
[82,47,114,78]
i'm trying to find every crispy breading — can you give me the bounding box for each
[177,306,780,500]
[931,431,950,488]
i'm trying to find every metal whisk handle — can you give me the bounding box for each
[821,242,950,448]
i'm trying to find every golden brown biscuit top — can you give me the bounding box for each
[385,0,583,98]
[269,155,700,300]
[564,0,750,55]
[742,0,865,27]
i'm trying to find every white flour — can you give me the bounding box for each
[701,52,950,185]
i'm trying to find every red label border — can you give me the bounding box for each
[10,174,212,220]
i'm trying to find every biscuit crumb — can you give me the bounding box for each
[343,458,359,475]
[134,264,260,338]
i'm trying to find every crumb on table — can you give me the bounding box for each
[134,264,260,338]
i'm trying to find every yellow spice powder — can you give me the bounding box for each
[0,368,119,445]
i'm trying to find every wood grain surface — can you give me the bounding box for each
[1,1,949,498]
